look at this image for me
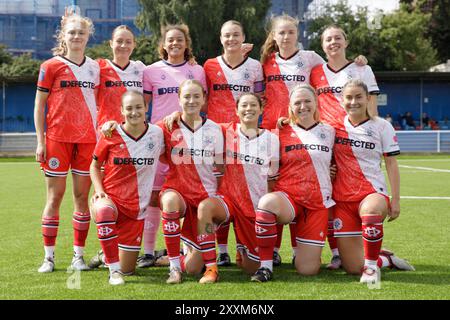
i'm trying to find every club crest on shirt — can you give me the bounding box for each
[297,60,304,68]
[244,72,250,80]
[333,218,343,231]
[134,68,140,76]
[202,135,214,145]
[148,142,155,151]
[48,157,60,169]
[161,74,166,80]
[320,133,327,140]
[187,71,194,79]
[89,69,94,77]
[366,129,374,137]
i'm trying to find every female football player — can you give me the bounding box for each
[332,80,413,285]
[90,91,164,285]
[35,9,99,273]
[193,93,279,283]
[158,79,223,284]
[252,84,335,282]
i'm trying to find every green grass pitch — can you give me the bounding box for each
[0,155,449,300]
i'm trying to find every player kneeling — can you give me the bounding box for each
[90,91,164,285]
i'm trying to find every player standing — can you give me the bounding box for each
[192,93,279,283]
[158,80,223,284]
[333,80,413,285]
[252,84,335,282]
[90,91,164,285]
[136,24,207,268]
[204,20,264,265]
[88,25,146,269]
[35,11,99,272]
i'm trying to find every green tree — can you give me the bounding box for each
[0,52,41,79]
[400,0,450,62]
[0,44,13,65]
[136,0,271,64]
[306,1,438,71]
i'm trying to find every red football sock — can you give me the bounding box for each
[255,209,278,262]
[162,211,181,259]
[198,233,217,267]
[215,222,230,247]
[42,215,59,246]
[327,219,338,252]
[362,215,384,262]
[73,211,91,247]
[275,223,283,250]
[289,222,297,248]
[95,206,119,265]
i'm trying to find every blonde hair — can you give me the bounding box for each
[288,84,320,124]
[320,24,348,44]
[52,14,94,56]
[342,79,372,119]
[261,14,299,64]
[158,24,195,63]
[112,25,135,40]
[220,20,245,35]
[178,79,206,98]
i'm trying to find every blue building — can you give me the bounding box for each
[0,0,141,59]
[0,0,313,59]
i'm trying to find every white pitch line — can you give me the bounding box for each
[398,165,450,173]
[397,159,450,162]
[401,196,450,200]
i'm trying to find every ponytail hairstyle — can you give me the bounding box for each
[260,14,299,64]
[288,84,320,124]
[158,24,195,63]
[111,24,135,41]
[52,14,94,56]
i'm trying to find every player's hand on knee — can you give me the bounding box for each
[163,111,182,132]
[101,121,118,138]
[387,199,400,222]
[92,191,108,204]
[276,117,289,129]
[35,143,46,163]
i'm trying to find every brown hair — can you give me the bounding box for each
[260,14,299,64]
[121,90,146,106]
[342,79,372,118]
[288,84,320,124]
[158,24,195,63]
[236,93,263,110]
[52,14,94,56]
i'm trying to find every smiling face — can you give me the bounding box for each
[63,20,90,53]
[163,28,187,61]
[236,94,262,125]
[220,22,245,53]
[342,84,370,120]
[121,93,148,127]
[321,27,348,59]
[110,28,135,61]
[179,83,205,117]
[273,20,298,53]
[289,88,317,124]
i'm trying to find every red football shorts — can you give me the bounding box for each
[41,137,95,177]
